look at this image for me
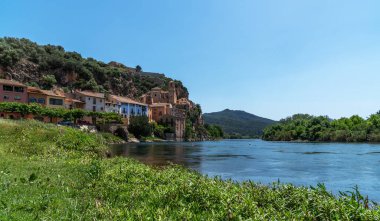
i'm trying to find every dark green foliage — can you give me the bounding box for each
[185,104,208,141]
[0,119,379,219]
[205,124,224,139]
[263,112,380,142]
[203,109,276,138]
[0,37,188,99]
[152,123,166,138]
[41,74,57,89]
[128,116,152,139]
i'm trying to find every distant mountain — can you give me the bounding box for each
[203,109,276,138]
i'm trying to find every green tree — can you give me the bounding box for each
[42,74,57,89]
[128,116,151,139]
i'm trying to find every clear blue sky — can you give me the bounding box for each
[1,0,380,120]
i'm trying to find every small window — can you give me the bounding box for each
[29,97,37,103]
[3,85,13,91]
[49,98,63,105]
[3,95,9,100]
[92,106,96,112]
[38,98,45,104]
[93,98,96,105]
[100,107,103,111]
[14,87,24,92]
[14,96,21,100]
[88,97,91,101]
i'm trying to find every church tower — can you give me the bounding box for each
[168,81,177,104]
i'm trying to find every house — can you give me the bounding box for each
[64,98,85,110]
[0,79,28,103]
[74,90,105,112]
[107,95,148,124]
[27,87,65,108]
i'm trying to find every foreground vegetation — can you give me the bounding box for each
[263,112,380,142]
[1,119,379,220]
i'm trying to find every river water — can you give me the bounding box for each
[110,139,380,202]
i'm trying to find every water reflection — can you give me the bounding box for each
[110,140,380,202]
[111,142,202,169]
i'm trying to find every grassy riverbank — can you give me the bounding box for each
[0,119,379,220]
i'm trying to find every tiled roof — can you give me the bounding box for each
[149,103,172,107]
[0,79,26,87]
[27,87,65,98]
[65,98,84,103]
[110,95,147,106]
[41,90,65,98]
[75,90,105,98]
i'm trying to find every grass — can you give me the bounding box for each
[0,119,379,220]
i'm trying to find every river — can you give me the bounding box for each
[110,139,380,202]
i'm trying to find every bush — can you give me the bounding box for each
[128,116,152,139]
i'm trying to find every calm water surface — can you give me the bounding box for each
[110,139,380,202]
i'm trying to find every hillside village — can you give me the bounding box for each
[0,77,200,141]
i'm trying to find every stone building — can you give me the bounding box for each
[140,81,177,105]
[140,81,188,141]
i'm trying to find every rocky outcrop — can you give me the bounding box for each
[97,124,129,141]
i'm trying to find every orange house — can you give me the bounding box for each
[27,87,66,108]
[27,87,66,123]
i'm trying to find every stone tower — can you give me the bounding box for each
[168,81,177,104]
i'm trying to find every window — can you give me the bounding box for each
[3,95,9,100]
[93,98,96,105]
[100,107,104,111]
[3,85,13,91]
[93,106,96,112]
[100,99,103,103]
[38,98,45,104]
[49,98,63,105]
[14,96,21,100]
[29,98,37,103]
[14,87,24,92]
[88,97,91,101]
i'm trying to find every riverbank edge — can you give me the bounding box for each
[1,119,379,220]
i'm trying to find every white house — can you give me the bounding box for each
[75,90,105,112]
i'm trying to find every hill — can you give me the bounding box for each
[203,109,276,138]
[0,37,188,99]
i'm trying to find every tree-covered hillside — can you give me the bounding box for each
[263,113,380,142]
[0,37,188,99]
[203,109,275,138]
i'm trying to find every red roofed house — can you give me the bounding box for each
[0,79,28,103]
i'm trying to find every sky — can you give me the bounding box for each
[1,0,380,120]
